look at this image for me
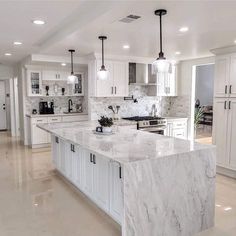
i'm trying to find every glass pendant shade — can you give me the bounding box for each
[67,73,77,84]
[152,58,172,74]
[97,65,109,80]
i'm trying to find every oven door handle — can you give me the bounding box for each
[139,126,167,132]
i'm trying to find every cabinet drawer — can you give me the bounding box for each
[173,121,186,129]
[62,115,88,122]
[31,117,48,124]
[173,128,186,139]
[48,117,62,123]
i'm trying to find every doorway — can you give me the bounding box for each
[192,64,214,144]
[0,81,7,131]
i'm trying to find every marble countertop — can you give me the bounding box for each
[38,120,214,164]
[26,113,88,118]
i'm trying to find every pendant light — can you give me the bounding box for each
[67,49,77,84]
[97,36,109,80]
[152,9,171,74]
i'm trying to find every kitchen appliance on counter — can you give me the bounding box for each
[123,116,167,135]
[39,101,54,114]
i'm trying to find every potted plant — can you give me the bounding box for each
[194,107,204,138]
[98,116,114,133]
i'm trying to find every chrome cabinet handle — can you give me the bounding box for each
[229,85,232,94]
[225,85,228,94]
[229,101,231,110]
[224,101,227,109]
[111,87,113,94]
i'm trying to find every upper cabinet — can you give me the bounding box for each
[214,53,236,98]
[27,70,43,96]
[26,68,84,97]
[89,60,129,97]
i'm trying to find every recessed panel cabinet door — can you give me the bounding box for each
[31,124,48,145]
[93,154,110,211]
[82,149,94,197]
[65,143,73,180]
[59,140,66,175]
[214,56,230,97]
[229,54,236,98]
[71,146,82,188]
[96,60,113,97]
[227,99,236,169]
[110,162,123,224]
[213,98,229,166]
[113,62,128,97]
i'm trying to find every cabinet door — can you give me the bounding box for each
[96,60,114,97]
[213,98,229,166]
[65,143,73,180]
[73,73,84,96]
[166,123,173,136]
[214,56,230,97]
[229,54,236,97]
[42,70,58,81]
[71,145,82,188]
[27,70,42,96]
[59,140,66,175]
[82,149,94,197]
[227,99,236,169]
[110,162,123,224]
[93,154,110,211]
[31,124,48,145]
[113,62,128,97]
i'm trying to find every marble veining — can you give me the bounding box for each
[123,149,216,236]
[38,121,214,164]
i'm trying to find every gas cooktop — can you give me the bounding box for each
[123,116,165,121]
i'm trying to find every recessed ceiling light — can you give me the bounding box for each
[32,19,45,25]
[123,45,130,49]
[61,63,66,66]
[175,51,181,55]
[224,207,232,211]
[234,40,236,44]
[179,27,189,32]
[4,53,12,56]
[13,41,22,45]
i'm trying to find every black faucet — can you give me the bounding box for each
[68,99,73,113]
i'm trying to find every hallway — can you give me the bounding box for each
[0,131,235,236]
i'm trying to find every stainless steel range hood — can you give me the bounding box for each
[129,63,157,85]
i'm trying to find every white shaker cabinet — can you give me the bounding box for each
[214,53,236,98]
[109,161,123,224]
[166,118,188,140]
[89,59,128,97]
[213,98,236,170]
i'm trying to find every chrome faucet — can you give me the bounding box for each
[68,99,73,113]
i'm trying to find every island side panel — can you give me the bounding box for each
[122,148,216,236]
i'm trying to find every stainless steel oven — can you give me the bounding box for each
[138,125,167,135]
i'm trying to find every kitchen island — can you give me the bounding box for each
[38,121,216,236]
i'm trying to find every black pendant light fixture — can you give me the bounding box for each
[97,36,109,80]
[152,9,171,74]
[67,49,77,84]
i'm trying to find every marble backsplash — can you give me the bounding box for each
[25,96,86,115]
[90,85,191,120]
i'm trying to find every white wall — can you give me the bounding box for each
[178,56,215,139]
[195,64,214,106]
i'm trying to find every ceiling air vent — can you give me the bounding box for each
[119,14,141,23]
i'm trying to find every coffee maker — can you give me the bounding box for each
[39,101,54,114]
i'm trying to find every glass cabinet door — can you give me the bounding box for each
[74,73,83,95]
[28,70,42,96]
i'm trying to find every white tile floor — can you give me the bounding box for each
[0,131,235,236]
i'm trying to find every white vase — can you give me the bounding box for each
[102,127,112,133]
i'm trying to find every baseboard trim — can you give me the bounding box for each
[217,165,236,179]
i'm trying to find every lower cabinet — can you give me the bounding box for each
[51,135,123,224]
[166,119,188,139]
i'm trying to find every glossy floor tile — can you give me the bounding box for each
[0,131,235,236]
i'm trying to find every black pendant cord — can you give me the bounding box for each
[102,38,104,67]
[159,13,163,55]
[71,51,74,75]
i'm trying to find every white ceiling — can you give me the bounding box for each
[1,0,236,65]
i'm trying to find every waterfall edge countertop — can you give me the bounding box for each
[38,120,216,236]
[38,120,214,164]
